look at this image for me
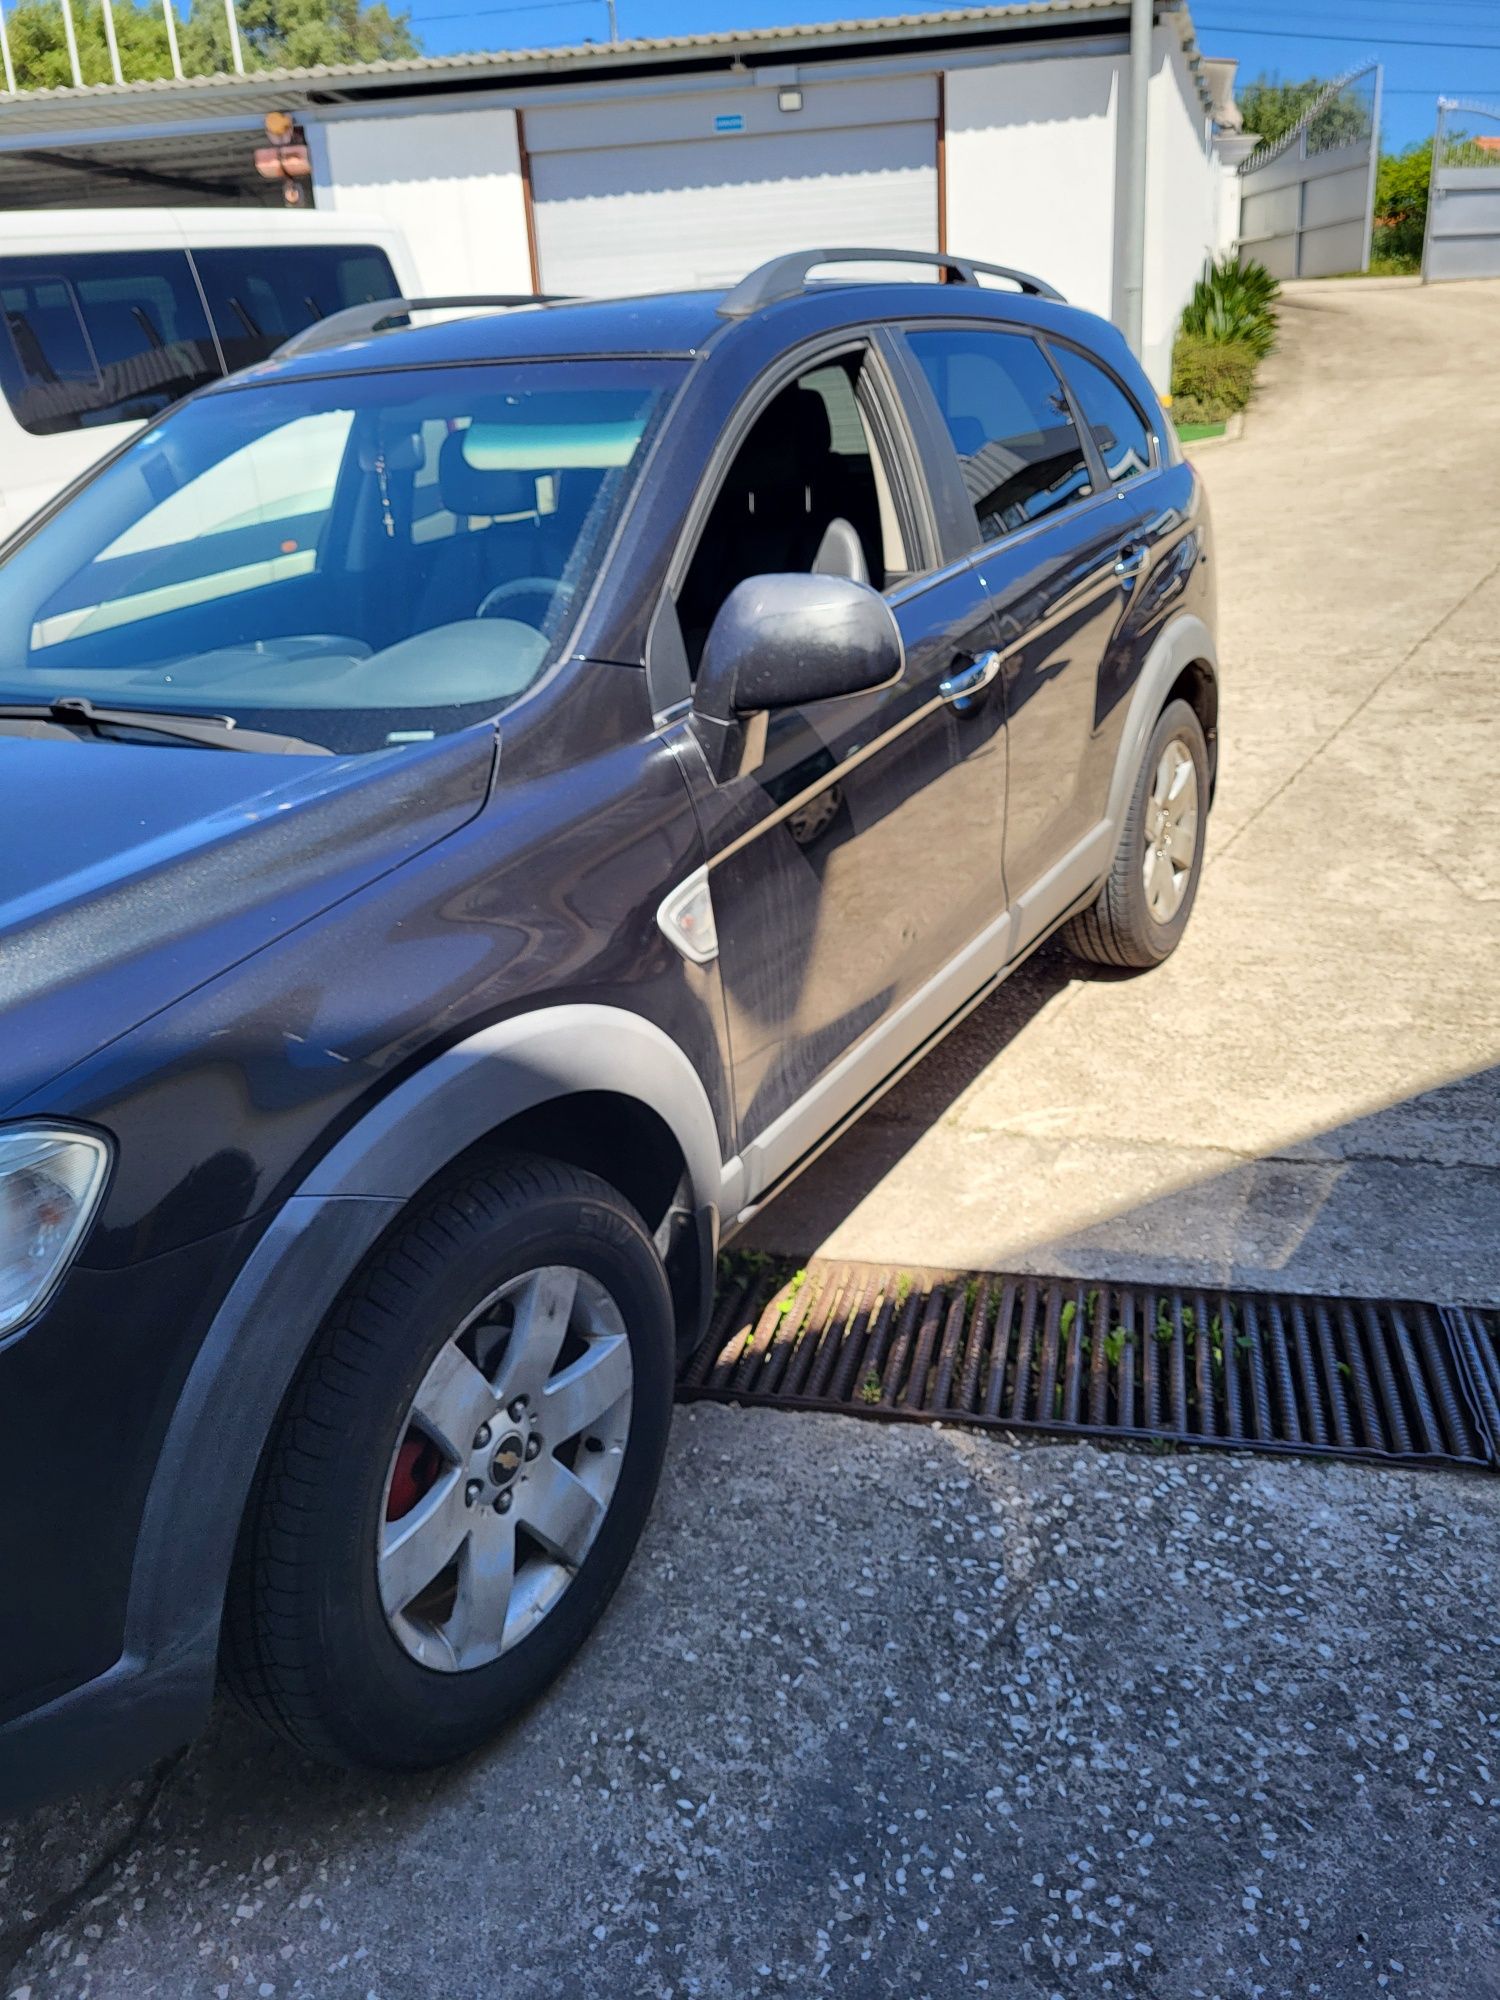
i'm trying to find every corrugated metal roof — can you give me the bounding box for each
[0,2,1212,139]
[0,4,1127,120]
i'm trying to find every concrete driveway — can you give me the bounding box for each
[747,276,1500,1307]
[5,280,1500,2000]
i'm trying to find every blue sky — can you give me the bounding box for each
[403,0,1500,152]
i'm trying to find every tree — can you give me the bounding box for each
[1375,139,1433,267]
[1238,73,1372,154]
[5,0,418,89]
[5,0,172,87]
[179,0,419,74]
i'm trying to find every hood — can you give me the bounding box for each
[0,727,494,1110]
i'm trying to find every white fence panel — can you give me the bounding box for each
[1424,100,1500,283]
[1237,63,1381,279]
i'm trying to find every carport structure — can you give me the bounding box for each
[0,1,1242,389]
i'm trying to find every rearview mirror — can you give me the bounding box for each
[692,572,903,781]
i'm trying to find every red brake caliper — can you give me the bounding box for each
[386,1433,442,1521]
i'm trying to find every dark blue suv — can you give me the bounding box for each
[0,250,1217,1805]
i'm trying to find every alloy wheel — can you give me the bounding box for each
[1141,736,1199,923]
[378,1265,633,1673]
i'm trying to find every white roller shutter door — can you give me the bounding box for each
[527,76,938,296]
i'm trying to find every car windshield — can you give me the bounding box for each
[0,357,680,754]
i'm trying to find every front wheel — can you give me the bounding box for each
[1063,697,1209,970]
[222,1154,675,1770]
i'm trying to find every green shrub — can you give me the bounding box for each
[1179,257,1281,358]
[1170,333,1260,423]
[1375,140,1432,266]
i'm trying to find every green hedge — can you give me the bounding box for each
[1170,334,1260,425]
[1170,257,1279,425]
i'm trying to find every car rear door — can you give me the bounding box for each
[1046,339,1199,795]
[659,335,1009,1198]
[898,322,1130,950]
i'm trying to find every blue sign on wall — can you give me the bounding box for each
[714,113,745,133]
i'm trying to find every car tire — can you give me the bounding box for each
[221,1152,675,1771]
[1063,698,1209,971]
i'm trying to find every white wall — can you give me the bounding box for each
[943,53,1123,323]
[314,107,533,297]
[1142,28,1219,389]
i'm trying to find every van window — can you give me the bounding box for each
[906,326,1093,546]
[0,251,219,437]
[193,244,399,373]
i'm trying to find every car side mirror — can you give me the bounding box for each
[691,572,903,781]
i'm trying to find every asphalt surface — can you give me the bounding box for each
[6,282,1500,1998]
[7,1408,1500,2000]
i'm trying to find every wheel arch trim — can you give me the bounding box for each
[122,1005,729,1698]
[1103,613,1218,836]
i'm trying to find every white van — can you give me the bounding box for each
[0,208,418,544]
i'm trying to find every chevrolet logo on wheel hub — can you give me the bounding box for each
[490,1434,525,1486]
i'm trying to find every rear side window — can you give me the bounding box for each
[193,244,398,374]
[1060,349,1155,486]
[0,251,219,438]
[907,326,1092,545]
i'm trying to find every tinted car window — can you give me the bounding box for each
[0,251,220,437]
[193,244,398,373]
[0,360,678,755]
[1060,349,1155,486]
[907,327,1092,544]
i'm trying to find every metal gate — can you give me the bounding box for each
[1237,62,1382,280]
[1423,99,1500,283]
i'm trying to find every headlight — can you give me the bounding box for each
[0,1126,112,1339]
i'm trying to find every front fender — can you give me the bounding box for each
[119,1005,727,1729]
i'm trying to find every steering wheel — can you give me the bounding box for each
[475,575,573,628]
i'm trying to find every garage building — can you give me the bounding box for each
[0,1,1240,387]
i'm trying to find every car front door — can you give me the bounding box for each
[661,338,1009,1199]
[900,323,1129,950]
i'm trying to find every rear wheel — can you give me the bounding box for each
[222,1153,674,1770]
[1063,698,1208,970]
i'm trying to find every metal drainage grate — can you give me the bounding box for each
[679,1260,1500,1471]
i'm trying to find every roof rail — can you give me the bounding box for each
[272,293,567,360]
[717,248,1063,319]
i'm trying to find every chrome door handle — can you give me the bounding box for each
[1114,543,1148,580]
[939,649,1002,705]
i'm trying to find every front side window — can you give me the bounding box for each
[907,327,1092,546]
[192,244,399,373]
[0,251,220,437]
[0,359,679,754]
[677,348,910,669]
[1060,350,1155,486]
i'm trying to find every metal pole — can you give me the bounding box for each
[1421,98,1445,283]
[1360,64,1382,273]
[0,0,16,95]
[1120,0,1152,356]
[162,0,183,78]
[224,0,244,71]
[101,0,123,83]
[58,0,83,87]
[605,0,618,43]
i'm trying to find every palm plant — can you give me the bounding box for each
[1179,257,1281,358]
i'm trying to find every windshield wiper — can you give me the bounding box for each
[0,696,331,756]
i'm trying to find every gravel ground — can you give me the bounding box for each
[7,1404,1500,1999]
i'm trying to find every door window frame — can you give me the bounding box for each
[645,327,940,718]
[890,317,1126,565]
[1042,334,1164,488]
